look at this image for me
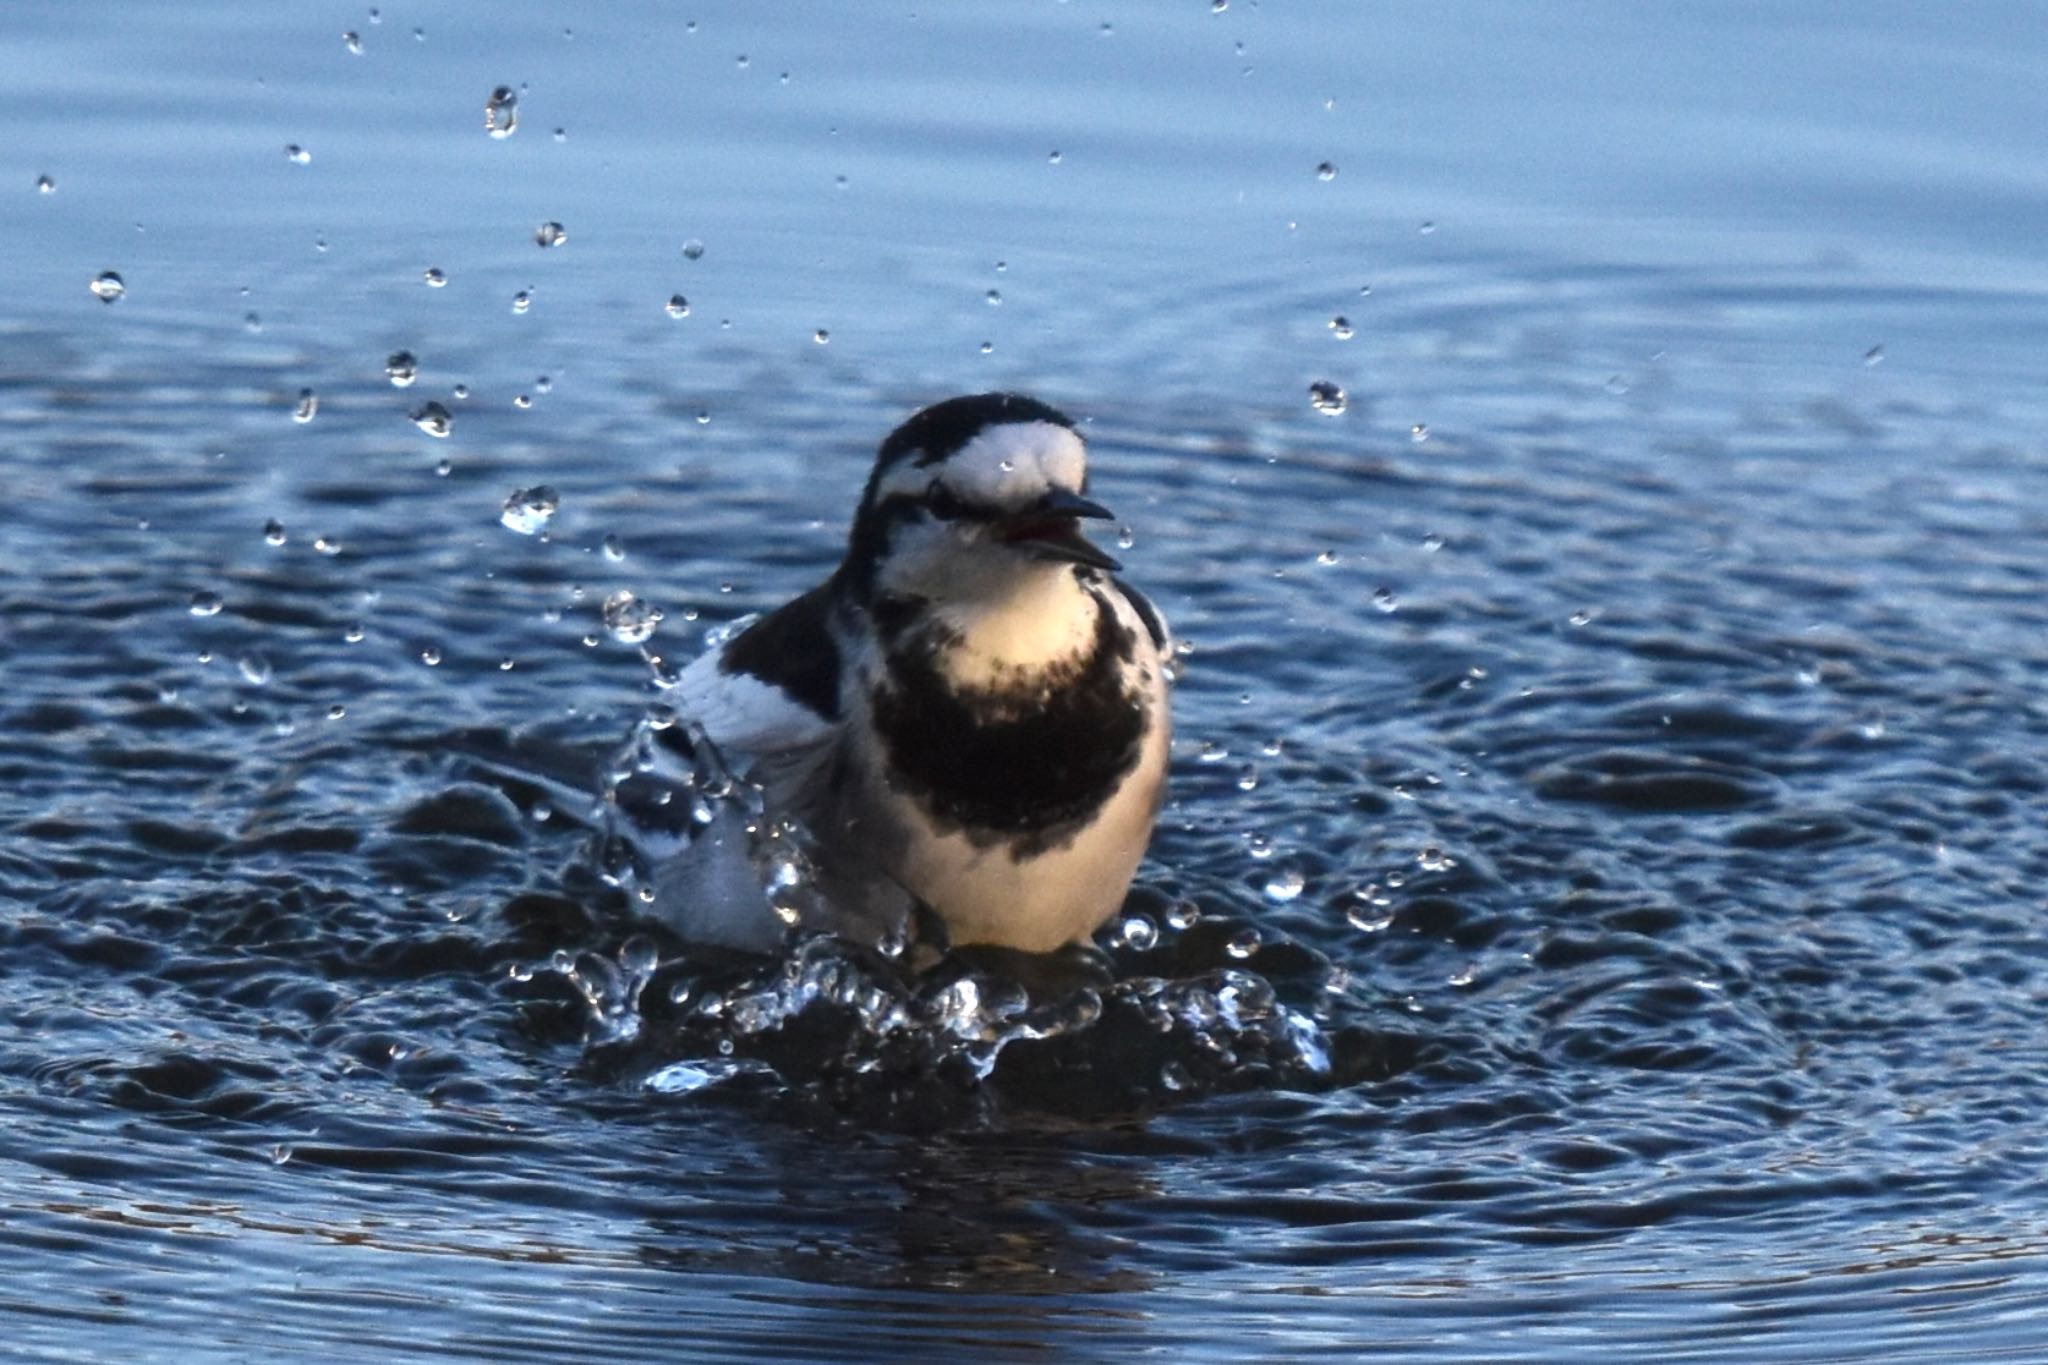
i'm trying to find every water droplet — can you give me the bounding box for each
[601,533,627,561]
[665,294,690,318]
[423,267,447,287]
[243,312,262,332]
[1160,1060,1190,1091]
[500,485,560,535]
[410,401,452,437]
[263,519,286,546]
[1568,609,1594,628]
[1315,549,1339,566]
[812,328,829,344]
[270,1143,294,1165]
[513,393,532,409]
[1417,845,1456,873]
[89,271,125,303]
[367,8,380,24]
[534,221,566,249]
[1117,914,1158,951]
[451,383,469,400]
[1235,764,1260,792]
[343,30,362,54]
[284,144,311,165]
[188,591,223,617]
[343,622,365,643]
[1346,896,1394,933]
[681,239,706,261]
[1328,315,1354,340]
[603,590,663,643]
[1316,160,1337,181]
[1371,586,1398,613]
[979,341,994,354]
[385,350,418,386]
[313,535,341,556]
[293,388,318,423]
[327,704,347,720]
[553,127,567,142]
[1116,525,1136,551]
[985,289,1002,306]
[1418,220,1437,235]
[1048,149,1062,164]
[485,86,520,139]
[511,289,533,314]
[1308,380,1346,415]
[1263,865,1306,902]
[1410,423,1429,443]
[1225,927,1262,959]
[420,646,442,667]
[1863,344,1886,366]
[35,174,55,194]
[236,653,273,686]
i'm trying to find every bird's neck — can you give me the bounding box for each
[920,569,1100,694]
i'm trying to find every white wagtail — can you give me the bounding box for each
[608,392,1172,956]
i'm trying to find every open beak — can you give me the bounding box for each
[993,488,1121,571]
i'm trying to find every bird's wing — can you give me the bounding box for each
[1110,575,1171,656]
[670,582,841,755]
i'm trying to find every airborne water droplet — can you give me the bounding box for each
[602,589,663,643]
[1308,380,1346,415]
[263,519,286,546]
[1263,865,1306,902]
[681,239,706,261]
[36,174,56,194]
[499,485,560,535]
[89,271,125,303]
[1328,315,1354,340]
[343,30,362,54]
[293,388,318,423]
[236,653,272,686]
[1316,160,1337,180]
[423,267,447,287]
[385,350,418,386]
[410,401,452,437]
[511,289,533,314]
[601,533,626,561]
[665,294,690,318]
[534,221,566,249]
[188,591,223,617]
[285,144,311,165]
[485,86,519,139]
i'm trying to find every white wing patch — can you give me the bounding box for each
[672,645,835,755]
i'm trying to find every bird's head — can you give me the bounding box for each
[842,393,1119,605]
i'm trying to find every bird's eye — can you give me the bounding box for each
[926,485,968,521]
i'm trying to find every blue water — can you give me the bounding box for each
[6,2,2048,1360]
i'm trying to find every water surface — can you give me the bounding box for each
[5,3,2048,1360]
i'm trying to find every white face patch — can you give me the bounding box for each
[872,419,1086,510]
[943,420,1087,508]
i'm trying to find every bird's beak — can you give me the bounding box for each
[994,488,1121,571]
